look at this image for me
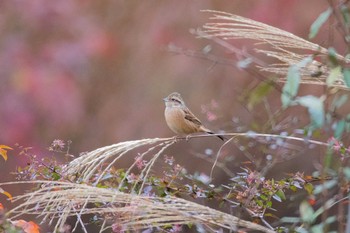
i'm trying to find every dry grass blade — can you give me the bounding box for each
[4,181,275,233]
[200,10,349,88]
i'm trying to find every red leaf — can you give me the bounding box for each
[12,220,40,233]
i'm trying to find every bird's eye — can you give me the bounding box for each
[171,98,181,104]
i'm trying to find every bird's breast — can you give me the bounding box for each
[164,107,199,134]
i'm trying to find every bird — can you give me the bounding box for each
[163,92,224,141]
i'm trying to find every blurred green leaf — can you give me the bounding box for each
[290,185,297,192]
[343,68,350,87]
[346,114,350,132]
[304,183,314,195]
[300,201,314,223]
[309,7,332,39]
[280,216,300,223]
[331,94,348,110]
[341,5,350,24]
[310,216,336,233]
[313,180,337,194]
[51,172,61,181]
[325,147,334,168]
[282,65,300,108]
[264,213,279,219]
[298,56,314,68]
[325,112,332,125]
[343,168,350,181]
[274,189,286,202]
[256,199,263,207]
[272,194,282,202]
[328,47,339,66]
[281,57,313,108]
[296,228,309,233]
[312,198,336,222]
[296,95,325,128]
[326,66,341,86]
[266,200,272,208]
[334,119,346,139]
[247,80,274,110]
[260,194,268,201]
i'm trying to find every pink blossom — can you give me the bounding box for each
[170,224,182,232]
[206,111,218,122]
[135,156,147,170]
[327,137,343,151]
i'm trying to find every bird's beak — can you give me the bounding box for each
[163,97,168,102]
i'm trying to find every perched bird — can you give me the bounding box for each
[163,92,224,141]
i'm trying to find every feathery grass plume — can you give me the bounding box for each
[200,10,349,88]
[4,181,275,233]
[63,138,175,187]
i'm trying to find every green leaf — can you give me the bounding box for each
[280,216,301,223]
[343,167,350,181]
[326,66,341,86]
[282,65,300,108]
[296,95,325,128]
[51,172,61,181]
[281,57,313,108]
[310,216,336,233]
[272,194,282,202]
[304,183,314,195]
[290,185,297,192]
[331,94,348,110]
[325,147,334,168]
[300,201,315,223]
[309,7,332,39]
[346,114,350,132]
[313,180,337,194]
[247,80,274,110]
[260,194,268,201]
[256,199,263,207]
[275,189,286,201]
[343,68,350,88]
[341,5,350,25]
[334,119,346,139]
[312,198,336,221]
[266,200,272,208]
[311,225,324,233]
[328,47,339,66]
[297,56,314,68]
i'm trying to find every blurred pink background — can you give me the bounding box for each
[0,1,330,151]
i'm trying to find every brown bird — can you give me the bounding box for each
[163,92,224,141]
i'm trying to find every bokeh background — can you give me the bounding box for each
[0,0,332,150]
[0,0,339,231]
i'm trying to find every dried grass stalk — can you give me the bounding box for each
[63,138,175,186]
[200,10,349,88]
[5,181,275,233]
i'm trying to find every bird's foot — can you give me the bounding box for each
[172,135,179,142]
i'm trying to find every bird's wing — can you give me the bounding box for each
[183,109,202,126]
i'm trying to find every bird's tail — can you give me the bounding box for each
[206,131,225,141]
